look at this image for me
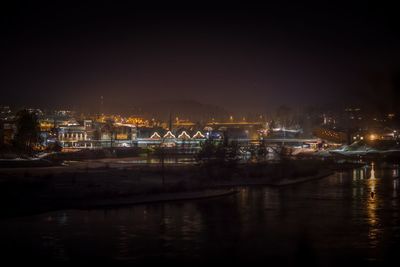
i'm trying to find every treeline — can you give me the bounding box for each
[1,109,61,155]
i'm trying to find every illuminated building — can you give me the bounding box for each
[0,121,16,146]
[136,128,207,149]
[39,120,55,132]
[58,125,89,148]
[173,119,196,127]
[125,116,149,127]
[0,106,11,120]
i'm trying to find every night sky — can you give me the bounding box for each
[1,2,400,113]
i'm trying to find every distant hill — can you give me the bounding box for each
[131,100,229,122]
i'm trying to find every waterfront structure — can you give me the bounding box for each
[57,120,138,149]
[58,125,89,148]
[136,129,207,150]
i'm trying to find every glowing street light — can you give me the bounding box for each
[369,134,377,141]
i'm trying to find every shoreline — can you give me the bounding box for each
[0,188,239,219]
[77,169,333,210]
[213,170,334,187]
[79,188,239,209]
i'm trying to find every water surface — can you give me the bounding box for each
[1,163,399,265]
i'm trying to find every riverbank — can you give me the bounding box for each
[80,189,238,209]
[0,159,362,218]
[0,188,238,219]
[213,169,333,187]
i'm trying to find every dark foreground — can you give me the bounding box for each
[0,163,399,265]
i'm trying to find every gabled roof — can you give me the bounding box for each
[163,131,176,139]
[192,130,205,139]
[178,131,191,139]
[150,132,161,139]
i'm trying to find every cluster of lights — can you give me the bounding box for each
[125,117,148,126]
[369,134,377,141]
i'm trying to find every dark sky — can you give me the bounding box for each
[1,2,400,113]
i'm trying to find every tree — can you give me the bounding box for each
[14,109,41,153]
[276,105,294,128]
[226,140,240,163]
[47,141,62,152]
[154,140,167,188]
[196,139,240,180]
[93,128,101,141]
[104,119,115,148]
[197,138,240,163]
[269,119,276,131]
[196,140,217,163]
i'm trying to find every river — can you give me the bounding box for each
[0,163,399,265]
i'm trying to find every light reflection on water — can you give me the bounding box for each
[0,163,399,264]
[367,163,379,249]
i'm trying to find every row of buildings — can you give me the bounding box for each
[56,122,209,149]
[0,107,266,150]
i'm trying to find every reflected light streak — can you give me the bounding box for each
[367,162,379,248]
